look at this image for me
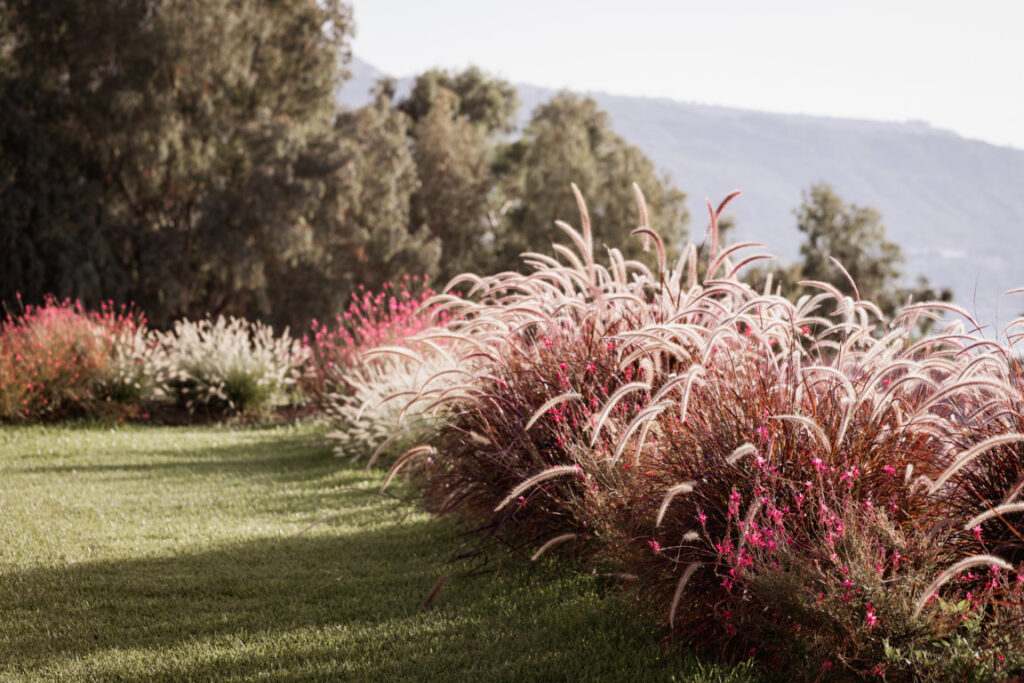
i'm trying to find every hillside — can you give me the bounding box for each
[340,58,1024,331]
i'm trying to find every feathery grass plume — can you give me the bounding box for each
[381,445,437,492]
[495,465,581,512]
[962,502,1024,531]
[913,555,1015,619]
[770,414,832,452]
[632,182,651,252]
[669,562,702,629]
[611,403,670,464]
[525,392,583,431]
[589,381,651,446]
[725,443,757,466]
[928,433,1024,494]
[530,533,578,561]
[656,482,696,527]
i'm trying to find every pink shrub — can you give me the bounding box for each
[303,275,449,403]
[0,295,148,420]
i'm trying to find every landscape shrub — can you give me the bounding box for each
[359,185,1024,680]
[92,301,169,408]
[304,276,445,400]
[305,277,461,463]
[0,296,157,420]
[159,316,306,415]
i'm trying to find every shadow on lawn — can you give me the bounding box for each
[0,514,718,681]
[1,428,759,681]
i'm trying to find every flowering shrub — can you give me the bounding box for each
[360,185,1024,680]
[304,276,446,402]
[92,301,169,407]
[302,277,461,463]
[0,296,157,420]
[159,316,306,415]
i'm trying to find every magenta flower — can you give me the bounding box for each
[865,608,878,629]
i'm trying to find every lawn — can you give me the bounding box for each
[0,422,758,681]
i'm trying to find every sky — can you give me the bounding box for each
[350,0,1024,150]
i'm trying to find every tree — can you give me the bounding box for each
[775,183,950,318]
[494,92,689,272]
[392,68,520,282]
[406,88,493,282]
[261,86,440,328]
[0,0,440,329]
[398,66,519,134]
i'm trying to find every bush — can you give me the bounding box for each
[0,296,156,420]
[360,185,1024,680]
[92,301,168,407]
[303,275,445,402]
[160,316,305,415]
[308,278,460,463]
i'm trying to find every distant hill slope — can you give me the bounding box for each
[340,58,1024,332]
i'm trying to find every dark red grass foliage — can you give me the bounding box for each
[363,186,1024,680]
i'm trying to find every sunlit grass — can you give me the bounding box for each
[0,422,758,681]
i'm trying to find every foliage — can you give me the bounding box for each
[351,185,1024,680]
[493,92,690,272]
[304,276,458,462]
[268,86,441,328]
[397,72,690,282]
[159,316,306,415]
[2,3,688,331]
[406,88,498,282]
[0,295,156,420]
[398,66,520,134]
[766,183,952,318]
[0,0,442,330]
[305,275,442,395]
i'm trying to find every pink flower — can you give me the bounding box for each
[972,525,983,542]
[648,539,662,553]
[865,604,878,630]
[727,491,742,516]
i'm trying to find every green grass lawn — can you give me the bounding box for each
[0,422,759,681]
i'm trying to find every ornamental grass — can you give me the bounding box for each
[352,184,1024,680]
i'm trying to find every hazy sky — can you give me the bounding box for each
[350,0,1024,149]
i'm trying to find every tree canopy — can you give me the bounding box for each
[766,183,951,319]
[0,0,378,327]
[494,92,690,273]
[4,2,940,332]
